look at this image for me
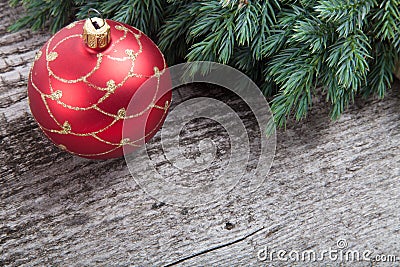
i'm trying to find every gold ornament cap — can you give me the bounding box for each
[82,10,111,50]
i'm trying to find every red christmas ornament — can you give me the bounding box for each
[28,14,172,159]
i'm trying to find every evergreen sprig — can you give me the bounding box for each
[8,0,75,33]
[8,0,400,130]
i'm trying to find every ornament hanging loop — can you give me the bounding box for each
[87,8,105,29]
[82,8,111,50]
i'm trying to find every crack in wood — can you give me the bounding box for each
[163,226,279,266]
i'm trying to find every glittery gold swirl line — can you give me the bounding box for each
[91,133,140,147]
[35,51,42,60]
[153,104,167,110]
[126,99,170,147]
[44,28,141,112]
[48,64,165,117]
[72,145,122,157]
[38,117,119,136]
[47,79,116,111]
[113,22,167,72]
[92,105,121,119]
[31,60,118,136]
[46,24,143,87]
[124,69,163,119]
[36,98,169,157]
[105,25,130,61]
[44,125,124,158]
[48,53,104,84]
[31,63,167,134]
[128,73,147,78]
[47,27,143,108]
[83,51,137,91]
[126,23,167,72]
[52,34,82,50]
[29,70,64,129]
[91,133,121,146]
[45,31,102,84]
[40,95,64,128]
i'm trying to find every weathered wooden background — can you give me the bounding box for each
[1,1,399,266]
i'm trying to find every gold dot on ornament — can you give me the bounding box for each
[47,52,58,61]
[115,25,128,31]
[153,66,161,77]
[125,49,136,60]
[62,121,71,133]
[117,108,126,119]
[120,138,130,145]
[50,90,62,100]
[106,80,116,92]
[35,51,42,61]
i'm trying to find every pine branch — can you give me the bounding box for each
[7,0,400,130]
[8,0,76,33]
[326,32,371,91]
[363,41,397,98]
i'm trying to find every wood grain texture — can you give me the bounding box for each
[1,2,400,266]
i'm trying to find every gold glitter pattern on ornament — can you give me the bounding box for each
[106,80,116,92]
[125,49,137,60]
[120,138,130,145]
[35,51,42,61]
[153,66,161,77]
[117,108,126,119]
[29,21,170,157]
[47,52,58,61]
[153,100,169,111]
[115,25,128,31]
[49,90,62,100]
[106,26,129,61]
[62,121,71,133]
